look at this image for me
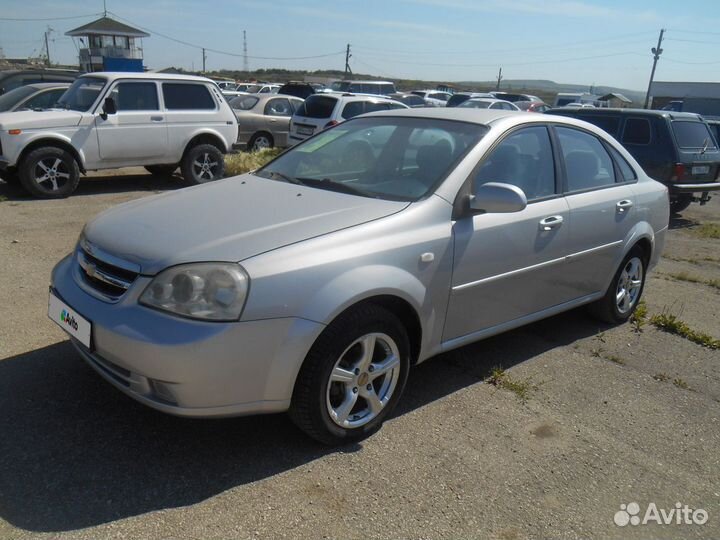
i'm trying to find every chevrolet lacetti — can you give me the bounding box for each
[49,108,669,444]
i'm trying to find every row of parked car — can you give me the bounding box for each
[0,69,718,214]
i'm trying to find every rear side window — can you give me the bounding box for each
[341,101,365,119]
[475,126,556,200]
[23,88,66,110]
[264,98,292,116]
[672,121,718,149]
[162,83,215,110]
[607,146,637,182]
[110,82,159,111]
[556,127,616,191]
[229,95,259,110]
[622,118,652,145]
[295,95,337,118]
[446,95,469,107]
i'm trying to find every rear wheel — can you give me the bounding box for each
[669,194,693,214]
[249,132,274,152]
[144,164,177,177]
[289,304,410,445]
[18,146,80,198]
[589,247,647,324]
[179,143,225,186]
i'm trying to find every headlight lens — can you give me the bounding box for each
[139,263,249,321]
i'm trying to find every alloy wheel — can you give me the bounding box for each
[34,157,70,192]
[192,152,219,181]
[616,256,643,314]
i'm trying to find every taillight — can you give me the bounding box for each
[671,163,685,182]
[324,120,339,129]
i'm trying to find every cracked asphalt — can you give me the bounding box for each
[0,170,718,540]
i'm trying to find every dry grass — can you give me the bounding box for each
[224,148,284,177]
[692,223,720,240]
[485,367,536,401]
[665,271,720,291]
[650,310,720,350]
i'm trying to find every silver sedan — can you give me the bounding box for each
[230,93,304,151]
[49,108,669,444]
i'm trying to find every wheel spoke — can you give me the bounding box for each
[362,387,384,415]
[629,279,642,291]
[333,391,358,424]
[37,161,50,173]
[330,366,355,383]
[369,354,399,381]
[56,172,70,179]
[193,160,203,168]
[48,178,59,191]
[357,335,376,371]
[208,161,218,167]
[205,170,214,180]
[616,289,626,304]
[52,158,61,170]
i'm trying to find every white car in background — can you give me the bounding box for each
[411,90,451,107]
[246,84,281,95]
[458,98,520,111]
[288,92,408,145]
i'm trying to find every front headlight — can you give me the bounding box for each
[139,263,249,321]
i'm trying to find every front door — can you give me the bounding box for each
[444,125,573,341]
[96,80,168,161]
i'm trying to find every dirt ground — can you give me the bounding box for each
[0,170,718,540]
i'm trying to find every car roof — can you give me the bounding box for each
[548,107,703,119]
[362,107,519,124]
[83,72,214,83]
[24,82,72,90]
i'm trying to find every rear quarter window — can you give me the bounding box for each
[162,83,216,110]
[295,95,338,118]
[672,121,718,149]
[576,115,621,138]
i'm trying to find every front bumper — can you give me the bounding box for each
[51,254,325,417]
[671,182,720,193]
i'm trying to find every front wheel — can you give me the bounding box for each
[589,247,647,324]
[19,147,80,198]
[179,144,225,186]
[289,304,410,445]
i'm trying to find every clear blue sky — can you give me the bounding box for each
[1,0,719,90]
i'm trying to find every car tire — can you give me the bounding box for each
[669,194,693,215]
[249,132,274,152]
[289,304,411,445]
[145,164,177,177]
[179,144,225,186]
[19,146,80,199]
[588,246,647,324]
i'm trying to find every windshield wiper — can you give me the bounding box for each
[263,171,306,186]
[295,177,374,197]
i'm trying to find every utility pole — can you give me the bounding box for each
[344,44,352,78]
[243,30,249,73]
[495,67,503,91]
[643,29,665,109]
[202,47,207,73]
[43,26,53,65]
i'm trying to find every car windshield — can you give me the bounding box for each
[255,117,486,202]
[246,85,262,93]
[459,100,492,109]
[230,95,259,110]
[0,85,36,112]
[56,77,106,112]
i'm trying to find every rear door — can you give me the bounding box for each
[288,95,338,144]
[555,125,637,297]
[670,119,720,184]
[262,97,294,147]
[95,80,168,161]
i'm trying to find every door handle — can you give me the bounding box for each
[616,199,633,213]
[150,116,164,122]
[539,215,564,231]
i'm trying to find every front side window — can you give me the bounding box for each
[57,76,106,112]
[556,127,616,191]
[622,118,652,145]
[162,83,215,110]
[23,88,66,110]
[255,117,486,202]
[474,126,556,200]
[109,82,159,111]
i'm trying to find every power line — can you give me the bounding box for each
[0,13,101,21]
[107,11,345,61]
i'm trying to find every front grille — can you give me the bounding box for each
[76,244,139,301]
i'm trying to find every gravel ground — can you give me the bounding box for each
[0,171,718,540]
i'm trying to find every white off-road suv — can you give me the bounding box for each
[0,72,238,198]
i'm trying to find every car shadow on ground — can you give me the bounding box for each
[0,309,609,533]
[669,214,699,231]
[0,173,182,201]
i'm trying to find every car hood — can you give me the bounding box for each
[0,109,82,129]
[83,174,409,275]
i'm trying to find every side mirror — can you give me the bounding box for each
[469,182,527,214]
[100,97,117,120]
